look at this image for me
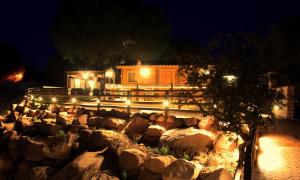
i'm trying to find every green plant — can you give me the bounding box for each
[121,170,127,180]
[182,152,191,161]
[56,130,66,137]
[158,146,170,155]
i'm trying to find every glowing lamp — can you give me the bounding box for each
[105,69,114,78]
[52,97,57,102]
[72,98,77,103]
[82,73,89,80]
[39,97,43,101]
[223,75,237,82]
[125,99,131,106]
[96,99,100,104]
[213,104,217,108]
[163,100,170,108]
[273,105,280,111]
[140,68,151,77]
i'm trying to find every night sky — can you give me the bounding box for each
[1,0,300,69]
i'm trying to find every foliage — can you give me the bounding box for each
[180,32,285,141]
[51,0,170,67]
[182,152,191,161]
[121,170,127,180]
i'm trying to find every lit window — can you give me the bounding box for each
[128,71,137,82]
[75,78,81,88]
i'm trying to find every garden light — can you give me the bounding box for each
[39,97,43,101]
[125,99,131,106]
[163,100,169,108]
[72,97,77,103]
[52,97,57,102]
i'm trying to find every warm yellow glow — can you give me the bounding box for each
[88,80,95,89]
[96,99,100,104]
[105,69,114,78]
[257,137,284,172]
[213,104,217,108]
[140,67,151,77]
[82,73,89,80]
[273,105,280,111]
[6,70,24,83]
[19,102,25,107]
[52,97,57,102]
[72,98,77,103]
[223,75,237,82]
[204,70,210,75]
[89,92,93,96]
[163,100,170,108]
[38,97,43,101]
[74,78,81,88]
[233,148,240,161]
[31,95,34,99]
[125,99,131,106]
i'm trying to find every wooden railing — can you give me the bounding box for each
[27,87,207,115]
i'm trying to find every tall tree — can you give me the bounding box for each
[180,32,284,176]
[51,0,170,67]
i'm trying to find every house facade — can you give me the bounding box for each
[115,60,188,90]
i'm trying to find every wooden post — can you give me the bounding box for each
[97,95,101,112]
[127,91,130,114]
[164,90,169,122]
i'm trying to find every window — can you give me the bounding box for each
[128,71,137,82]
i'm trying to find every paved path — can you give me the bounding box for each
[252,120,300,180]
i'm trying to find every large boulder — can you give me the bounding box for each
[213,132,239,153]
[203,168,233,180]
[15,162,56,180]
[0,154,13,171]
[164,116,183,130]
[1,122,15,131]
[198,116,215,131]
[145,155,176,174]
[145,125,166,137]
[42,134,78,160]
[52,151,104,180]
[160,128,216,154]
[73,114,89,125]
[124,116,149,135]
[87,116,103,127]
[101,117,127,131]
[39,121,62,136]
[119,148,149,171]
[162,159,202,180]
[149,113,160,122]
[82,129,133,155]
[22,137,46,162]
[181,117,199,127]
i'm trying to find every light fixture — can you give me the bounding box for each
[223,75,237,82]
[140,67,151,77]
[105,69,114,78]
[125,99,131,106]
[82,73,89,80]
[213,104,217,108]
[96,99,100,104]
[39,97,43,101]
[163,100,170,108]
[273,105,280,111]
[52,97,57,102]
[72,98,77,103]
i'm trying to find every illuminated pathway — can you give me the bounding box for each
[252,120,300,180]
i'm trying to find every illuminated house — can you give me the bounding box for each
[115,60,188,90]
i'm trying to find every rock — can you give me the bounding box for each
[124,116,149,135]
[101,117,126,130]
[139,169,162,180]
[119,148,148,171]
[39,121,62,136]
[145,125,166,137]
[0,154,13,171]
[87,116,103,127]
[78,114,88,125]
[88,130,133,155]
[198,116,215,131]
[22,137,46,162]
[76,108,89,117]
[155,114,165,123]
[111,109,130,120]
[1,122,15,131]
[213,132,238,152]
[145,155,176,174]
[59,106,65,112]
[149,113,160,121]
[182,117,199,127]
[15,105,25,114]
[165,116,183,129]
[51,106,60,114]
[56,115,67,126]
[203,168,233,180]
[96,172,120,180]
[160,127,216,154]
[15,162,56,180]
[52,151,104,180]
[20,117,33,127]
[42,134,78,160]
[162,159,202,180]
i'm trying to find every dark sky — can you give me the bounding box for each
[1,0,300,69]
